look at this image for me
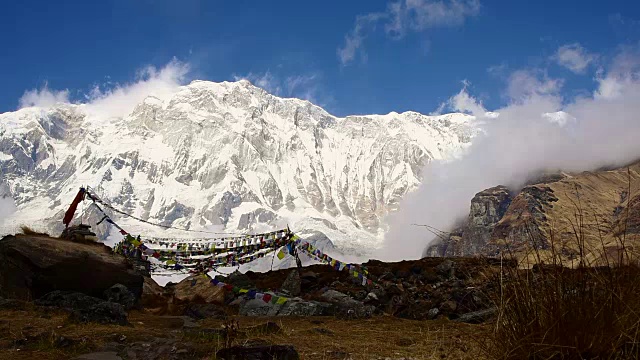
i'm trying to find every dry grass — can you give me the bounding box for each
[0,307,488,360]
[18,225,50,237]
[484,172,640,360]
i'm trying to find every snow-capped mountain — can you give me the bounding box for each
[0,80,477,256]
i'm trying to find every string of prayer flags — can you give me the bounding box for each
[209,277,289,304]
[296,241,376,287]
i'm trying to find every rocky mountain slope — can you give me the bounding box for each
[427,161,640,265]
[0,80,478,255]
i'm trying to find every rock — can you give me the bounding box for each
[74,352,123,360]
[104,284,137,310]
[239,298,333,317]
[321,290,374,319]
[427,308,440,320]
[280,270,301,296]
[278,300,333,316]
[461,186,513,256]
[216,344,299,360]
[224,271,255,289]
[140,276,169,312]
[312,328,333,335]
[69,301,129,326]
[36,291,103,309]
[0,235,144,301]
[454,307,497,324]
[0,298,27,310]
[184,303,227,320]
[173,275,225,305]
[435,260,455,278]
[439,300,457,314]
[239,298,282,316]
[61,224,97,243]
[37,291,129,325]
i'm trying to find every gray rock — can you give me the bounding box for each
[435,260,455,278]
[74,352,123,360]
[454,307,497,324]
[224,271,255,289]
[69,301,129,326]
[184,303,227,320]
[104,284,137,310]
[239,298,282,317]
[365,292,378,301]
[36,291,103,310]
[278,300,333,316]
[280,270,301,296]
[427,308,439,320]
[321,290,374,319]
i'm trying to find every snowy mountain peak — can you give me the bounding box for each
[0,80,479,256]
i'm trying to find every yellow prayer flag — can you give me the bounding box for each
[277,249,286,260]
[239,289,248,294]
[276,297,288,305]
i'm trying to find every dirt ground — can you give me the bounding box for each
[0,307,489,360]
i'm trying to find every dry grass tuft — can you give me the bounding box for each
[19,225,50,237]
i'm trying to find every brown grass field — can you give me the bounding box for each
[0,306,488,360]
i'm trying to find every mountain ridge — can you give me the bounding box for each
[0,80,479,259]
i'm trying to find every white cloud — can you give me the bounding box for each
[338,13,387,65]
[554,43,597,74]
[380,45,640,261]
[432,80,486,116]
[506,69,563,101]
[18,82,70,109]
[0,196,16,220]
[85,58,189,121]
[449,80,486,116]
[595,45,640,99]
[386,0,481,38]
[339,0,481,65]
[18,58,190,121]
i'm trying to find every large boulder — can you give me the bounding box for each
[238,297,333,317]
[0,234,145,301]
[69,301,129,326]
[320,290,374,319]
[36,290,129,325]
[280,270,301,296]
[173,275,225,305]
[104,284,137,310]
[141,277,170,311]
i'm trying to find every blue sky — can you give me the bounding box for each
[1,0,639,116]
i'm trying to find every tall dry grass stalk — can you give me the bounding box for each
[484,169,640,359]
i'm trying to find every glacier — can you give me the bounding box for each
[0,79,478,268]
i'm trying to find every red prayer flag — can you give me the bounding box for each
[62,188,86,227]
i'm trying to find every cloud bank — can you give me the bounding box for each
[17,59,190,121]
[379,45,640,261]
[339,0,481,65]
[18,83,70,109]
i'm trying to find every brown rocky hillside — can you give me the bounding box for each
[427,160,640,266]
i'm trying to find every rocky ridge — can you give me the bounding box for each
[427,161,640,264]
